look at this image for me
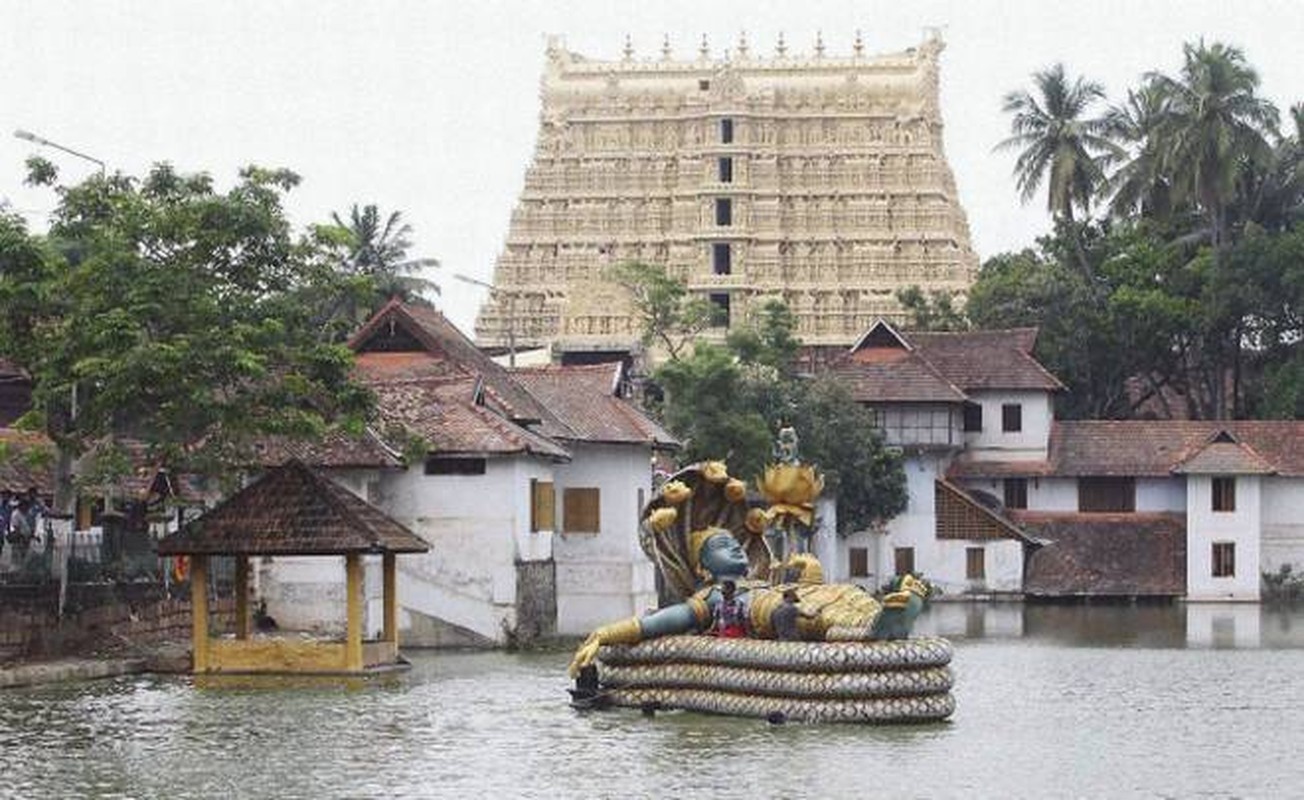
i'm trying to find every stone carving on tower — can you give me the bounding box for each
[475,31,980,358]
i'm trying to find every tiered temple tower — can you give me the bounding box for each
[475,31,979,358]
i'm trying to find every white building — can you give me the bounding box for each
[827,320,1304,602]
[262,300,675,646]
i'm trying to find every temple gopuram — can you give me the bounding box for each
[475,30,979,362]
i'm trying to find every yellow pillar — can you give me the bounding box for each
[234,556,250,640]
[190,555,209,673]
[383,553,397,645]
[345,553,363,672]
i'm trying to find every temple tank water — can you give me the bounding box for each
[2,603,1302,798]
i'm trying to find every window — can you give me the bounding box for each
[1212,542,1236,578]
[708,293,730,327]
[698,79,711,91]
[720,118,734,143]
[718,157,733,183]
[712,243,732,275]
[530,479,555,532]
[1003,478,1028,510]
[715,198,733,226]
[894,547,915,576]
[424,457,486,476]
[563,487,601,533]
[966,547,986,580]
[1002,403,1022,433]
[1212,477,1236,512]
[1078,477,1136,512]
[963,403,983,433]
[849,547,869,578]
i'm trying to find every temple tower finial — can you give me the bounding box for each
[854,30,865,57]
[815,31,825,58]
[699,34,709,60]
[623,34,634,61]
[737,30,749,58]
[661,33,672,60]
[776,32,787,57]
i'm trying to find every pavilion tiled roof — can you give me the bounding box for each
[1018,512,1187,596]
[370,376,570,460]
[0,428,54,494]
[156,460,429,556]
[511,363,678,448]
[910,328,1064,392]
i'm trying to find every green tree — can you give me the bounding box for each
[997,63,1120,274]
[0,163,372,509]
[319,204,440,323]
[1105,80,1177,222]
[653,301,908,532]
[607,260,719,360]
[1147,41,1279,249]
[895,286,969,332]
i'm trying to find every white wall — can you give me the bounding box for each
[962,390,1052,460]
[377,456,557,645]
[552,443,657,635]
[1186,475,1261,601]
[872,451,1025,596]
[1260,478,1304,575]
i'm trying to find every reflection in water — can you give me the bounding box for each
[2,605,1303,798]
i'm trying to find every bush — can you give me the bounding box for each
[1262,564,1304,604]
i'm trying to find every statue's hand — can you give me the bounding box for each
[567,617,643,678]
[568,632,603,678]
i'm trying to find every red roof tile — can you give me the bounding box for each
[252,429,402,470]
[370,376,569,460]
[1049,421,1304,477]
[910,328,1064,391]
[511,363,678,448]
[0,428,54,494]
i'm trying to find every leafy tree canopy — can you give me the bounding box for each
[651,298,906,533]
[0,163,374,503]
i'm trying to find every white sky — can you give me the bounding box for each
[2,0,1301,334]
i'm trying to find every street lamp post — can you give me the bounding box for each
[14,129,106,176]
[454,273,516,368]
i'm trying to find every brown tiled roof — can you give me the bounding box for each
[156,460,429,556]
[251,429,403,470]
[1048,421,1304,477]
[1171,435,1276,475]
[511,363,678,448]
[0,428,54,494]
[370,376,570,460]
[826,347,966,403]
[350,300,564,434]
[1018,512,1186,596]
[911,328,1064,392]
[76,438,213,505]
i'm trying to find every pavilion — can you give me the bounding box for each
[156,459,429,674]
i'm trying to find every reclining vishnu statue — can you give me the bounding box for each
[567,451,954,723]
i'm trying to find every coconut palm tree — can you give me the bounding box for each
[330,204,440,304]
[997,63,1119,274]
[1105,80,1175,221]
[1146,41,1279,249]
[998,64,1119,221]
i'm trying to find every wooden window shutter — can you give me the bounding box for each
[530,480,555,532]
[563,487,601,533]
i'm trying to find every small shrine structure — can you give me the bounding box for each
[157,460,429,674]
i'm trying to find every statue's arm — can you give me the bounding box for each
[568,599,708,677]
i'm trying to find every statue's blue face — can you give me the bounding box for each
[700,531,748,578]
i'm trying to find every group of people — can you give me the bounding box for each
[711,580,811,641]
[0,487,48,560]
